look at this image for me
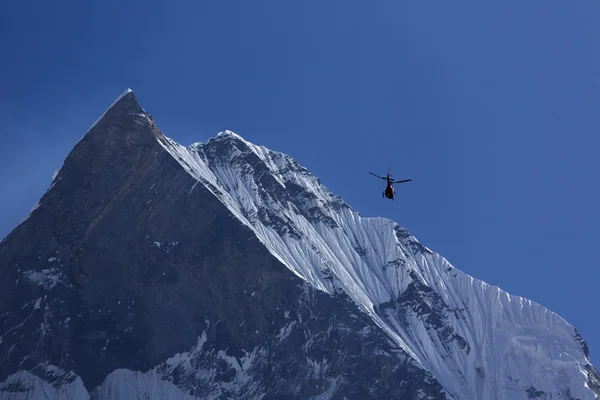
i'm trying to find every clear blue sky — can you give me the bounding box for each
[1,1,599,355]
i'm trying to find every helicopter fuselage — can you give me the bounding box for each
[384,179,395,199]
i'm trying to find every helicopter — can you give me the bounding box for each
[369,169,412,200]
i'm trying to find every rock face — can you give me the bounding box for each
[0,90,598,399]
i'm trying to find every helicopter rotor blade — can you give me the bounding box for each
[392,179,412,184]
[369,172,386,180]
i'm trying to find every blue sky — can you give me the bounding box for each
[1,1,599,355]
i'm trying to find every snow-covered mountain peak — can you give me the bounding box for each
[49,87,600,397]
[4,91,596,399]
[216,129,244,140]
[151,125,600,399]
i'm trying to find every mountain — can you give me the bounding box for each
[0,89,598,400]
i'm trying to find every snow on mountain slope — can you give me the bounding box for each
[141,121,599,399]
[0,367,89,400]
